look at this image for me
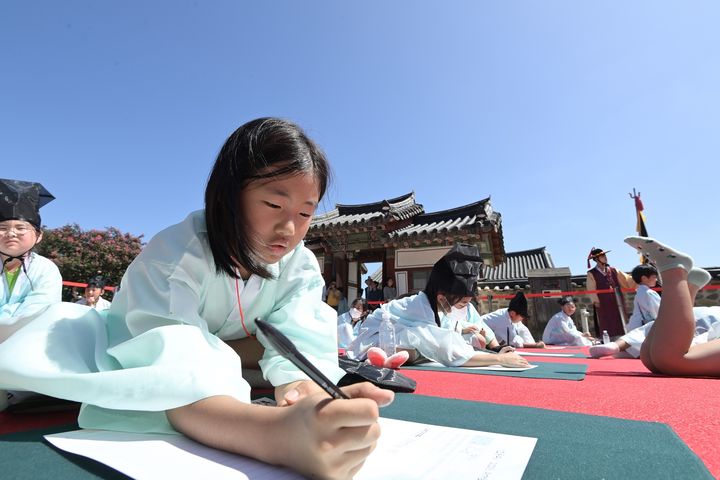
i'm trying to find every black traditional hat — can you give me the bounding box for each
[86,275,106,289]
[587,247,611,268]
[558,295,577,306]
[0,179,55,227]
[508,291,529,318]
[428,243,483,297]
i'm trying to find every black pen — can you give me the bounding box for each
[255,319,349,400]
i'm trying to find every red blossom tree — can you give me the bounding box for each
[35,224,145,301]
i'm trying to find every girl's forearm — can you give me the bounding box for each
[166,395,286,466]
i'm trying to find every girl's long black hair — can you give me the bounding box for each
[205,117,331,279]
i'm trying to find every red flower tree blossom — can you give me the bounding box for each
[36,224,144,301]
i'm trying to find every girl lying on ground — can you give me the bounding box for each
[346,244,529,369]
[624,236,720,376]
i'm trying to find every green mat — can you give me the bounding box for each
[382,394,712,480]
[403,360,588,380]
[0,394,710,479]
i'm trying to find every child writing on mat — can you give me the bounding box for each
[0,118,392,479]
[624,236,720,377]
[347,243,529,368]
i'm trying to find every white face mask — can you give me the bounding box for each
[437,296,453,314]
[446,305,467,320]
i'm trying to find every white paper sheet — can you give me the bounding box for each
[418,361,538,371]
[517,351,576,357]
[46,417,536,480]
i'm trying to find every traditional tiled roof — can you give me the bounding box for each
[310,192,423,230]
[389,198,499,238]
[482,247,555,282]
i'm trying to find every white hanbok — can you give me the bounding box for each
[336,308,363,348]
[76,296,112,311]
[441,304,497,348]
[1,253,62,343]
[621,306,720,357]
[626,285,661,332]
[346,292,477,366]
[542,310,592,346]
[481,308,536,347]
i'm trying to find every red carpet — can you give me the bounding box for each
[2,349,718,477]
[403,348,720,477]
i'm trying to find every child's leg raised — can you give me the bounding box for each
[640,268,696,374]
[626,238,720,375]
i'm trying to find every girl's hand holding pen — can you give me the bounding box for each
[278,382,394,480]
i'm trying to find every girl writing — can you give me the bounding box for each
[348,243,529,368]
[0,118,392,479]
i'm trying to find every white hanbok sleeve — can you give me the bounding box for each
[467,304,496,344]
[637,288,660,320]
[515,323,535,346]
[627,287,661,331]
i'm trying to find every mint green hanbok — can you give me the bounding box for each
[0,210,343,433]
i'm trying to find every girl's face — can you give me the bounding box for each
[84,286,103,303]
[0,220,41,259]
[240,172,320,265]
[562,303,576,316]
[453,296,473,309]
[387,278,394,287]
[437,295,473,313]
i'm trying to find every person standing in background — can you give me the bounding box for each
[586,247,635,338]
[325,281,341,311]
[383,277,397,302]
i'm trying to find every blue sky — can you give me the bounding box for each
[2,1,719,276]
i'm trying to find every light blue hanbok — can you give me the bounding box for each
[1,252,62,342]
[0,210,343,433]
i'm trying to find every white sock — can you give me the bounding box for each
[688,267,712,289]
[589,342,620,358]
[624,236,693,273]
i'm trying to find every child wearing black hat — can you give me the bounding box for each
[542,296,596,346]
[347,244,529,368]
[75,275,111,311]
[0,179,62,341]
[481,292,546,348]
[586,247,635,338]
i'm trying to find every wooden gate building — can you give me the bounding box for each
[305,192,505,305]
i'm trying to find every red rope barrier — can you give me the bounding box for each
[477,284,720,300]
[62,281,116,292]
[357,284,720,303]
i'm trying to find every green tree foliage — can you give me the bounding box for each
[35,224,144,300]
